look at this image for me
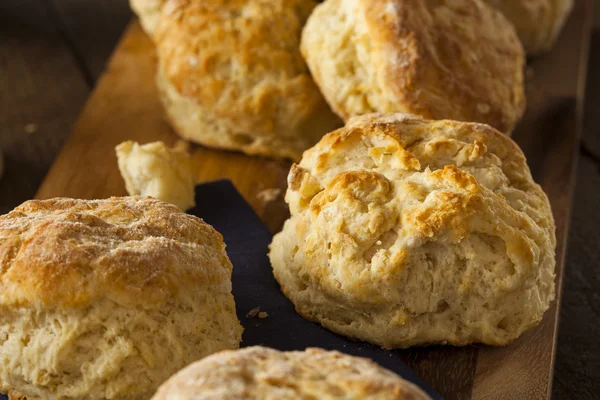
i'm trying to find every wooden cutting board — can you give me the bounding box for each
[35,1,592,398]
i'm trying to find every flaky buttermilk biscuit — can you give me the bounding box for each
[152,346,432,400]
[270,113,555,349]
[155,0,341,160]
[0,197,242,399]
[301,0,526,133]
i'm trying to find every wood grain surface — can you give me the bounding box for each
[0,0,596,398]
[552,21,600,399]
[32,1,592,397]
[0,0,133,214]
[0,0,90,214]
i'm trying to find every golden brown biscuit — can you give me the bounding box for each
[129,0,165,36]
[151,346,432,399]
[301,0,526,133]
[155,0,342,161]
[483,0,574,55]
[270,113,556,349]
[0,197,243,399]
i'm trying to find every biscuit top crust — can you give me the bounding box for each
[0,197,232,309]
[285,114,555,303]
[152,346,432,399]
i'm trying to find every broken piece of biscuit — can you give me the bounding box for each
[116,140,196,210]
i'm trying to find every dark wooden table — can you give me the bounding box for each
[1,1,598,398]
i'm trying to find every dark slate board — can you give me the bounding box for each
[0,180,441,400]
[193,180,442,399]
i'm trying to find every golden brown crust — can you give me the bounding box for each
[0,196,243,400]
[0,196,232,309]
[270,113,556,348]
[154,0,341,160]
[301,0,526,133]
[151,346,432,399]
[483,0,574,55]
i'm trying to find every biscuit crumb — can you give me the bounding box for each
[257,188,282,202]
[24,123,38,134]
[246,307,269,319]
[246,307,261,318]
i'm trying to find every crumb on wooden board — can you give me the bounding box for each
[257,188,281,202]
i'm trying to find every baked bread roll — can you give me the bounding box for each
[269,113,556,349]
[0,197,243,399]
[130,0,164,36]
[301,0,526,134]
[155,0,341,161]
[483,0,574,55]
[116,140,197,210]
[152,346,432,399]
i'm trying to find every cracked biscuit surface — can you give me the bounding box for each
[301,0,526,134]
[151,346,432,400]
[0,197,242,399]
[269,113,556,349]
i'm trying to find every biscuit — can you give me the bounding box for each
[151,346,432,399]
[269,113,556,349]
[129,0,164,36]
[483,0,574,55]
[0,197,243,399]
[155,0,342,161]
[116,140,196,210]
[301,0,526,134]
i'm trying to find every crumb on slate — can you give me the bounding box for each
[246,306,261,318]
[246,306,269,319]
